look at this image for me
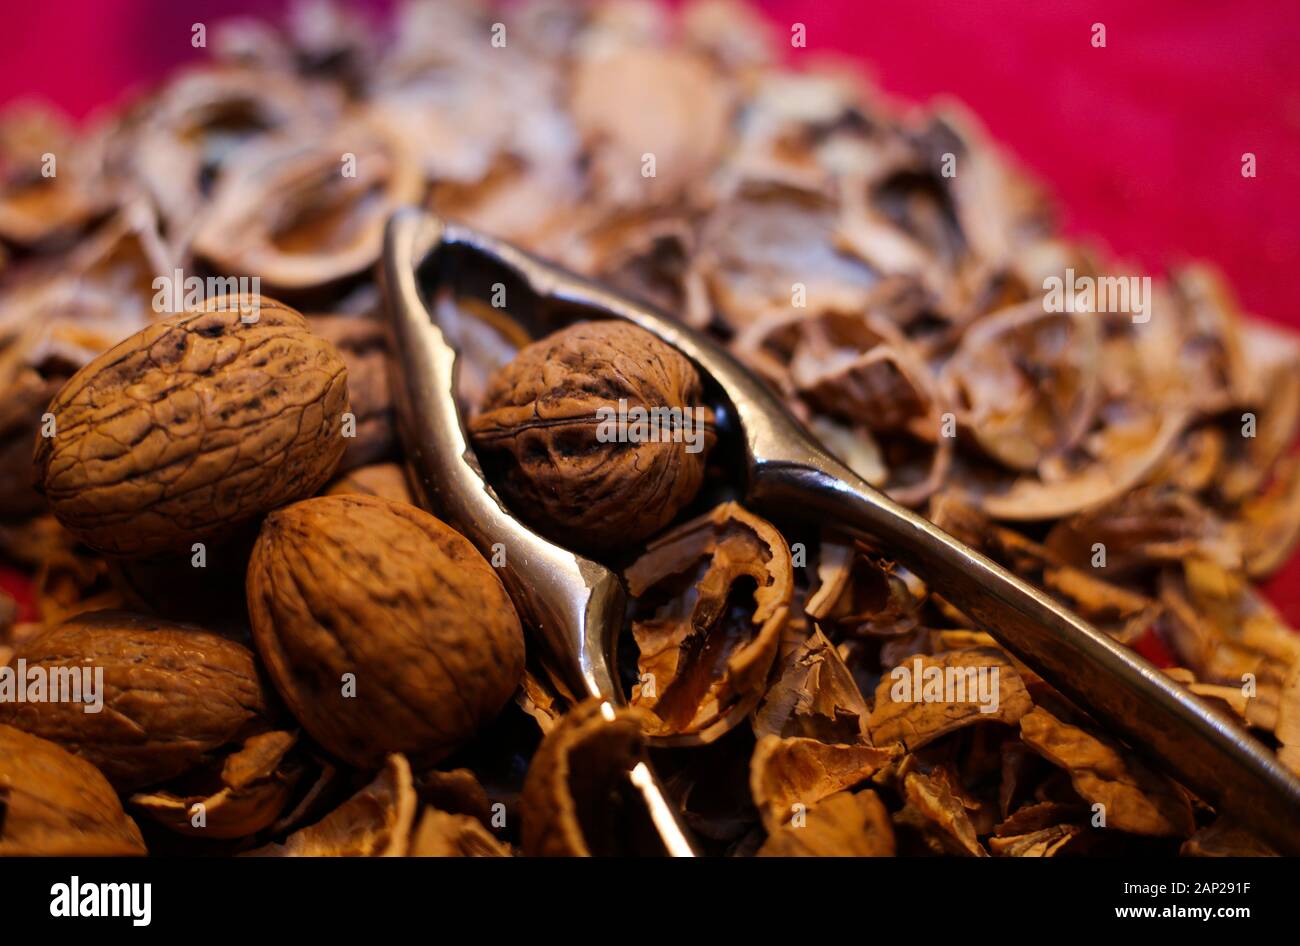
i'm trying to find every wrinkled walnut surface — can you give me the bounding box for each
[35,296,349,556]
[470,320,713,552]
[247,493,525,769]
[0,610,273,791]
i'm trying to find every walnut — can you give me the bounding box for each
[0,610,275,791]
[309,314,396,472]
[469,320,714,553]
[246,493,525,769]
[34,296,350,557]
[0,723,147,856]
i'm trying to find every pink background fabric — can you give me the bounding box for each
[1,0,1298,626]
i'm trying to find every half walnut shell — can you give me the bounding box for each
[129,730,303,840]
[118,65,342,240]
[192,114,423,290]
[247,753,417,857]
[0,105,108,245]
[625,501,792,744]
[519,699,663,857]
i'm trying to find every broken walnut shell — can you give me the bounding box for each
[749,734,896,833]
[191,115,424,291]
[868,647,1034,751]
[247,753,417,857]
[756,789,895,857]
[624,501,793,743]
[1019,706,1195,837]
[0,723,147,856]
[409,807,512,857]
[129,729,304,840]
[519,699,660,857]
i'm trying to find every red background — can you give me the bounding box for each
[1,0,1298,624]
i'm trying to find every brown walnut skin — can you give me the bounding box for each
[246,494,526,769]
[469,320,713,553]
[308,314,396,472]
[0,611,273,792]
[34,295,349,557]
[0,724,147,856]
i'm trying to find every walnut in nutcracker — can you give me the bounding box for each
[246,493,525,769]
[469,320,714,554]
[34,295,349,557]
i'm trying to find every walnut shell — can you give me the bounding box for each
[0,723,147,856]
[409,807,512,857]
[469,320,713,553]
[129,730,303,840]
[191,116,423,291]
[34,295,349,557]
[246,493,525,769]
[0,610,275,791]
[247,753,417,857]
[625,502,793,743]
[519,699,653,857]
[756,790,896,857]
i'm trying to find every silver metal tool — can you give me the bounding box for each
[382,207,1300,856]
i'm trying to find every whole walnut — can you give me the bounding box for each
[469,321,714,553]
[34,295,349,557]
[0,723,147,856]
[0,610,274,791]
[246,493,525,768]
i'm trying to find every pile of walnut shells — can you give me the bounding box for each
[3,0,1300,858]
